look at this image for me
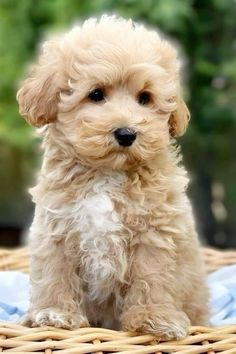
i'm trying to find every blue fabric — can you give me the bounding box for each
[0,266,236,325]
[0,271,29,322]
[208,264,236,325]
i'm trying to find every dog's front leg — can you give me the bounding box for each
[120,238,190,339]
[20,234,89,329]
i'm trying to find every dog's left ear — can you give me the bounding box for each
[168,95,190,137]
[17,41,60,127]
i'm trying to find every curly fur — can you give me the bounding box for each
[17,16,208,339]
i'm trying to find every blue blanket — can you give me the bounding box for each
[1,266,236,325]
[208,264,236,325]
[0,271,29,321]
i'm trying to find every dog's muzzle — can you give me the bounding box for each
[114,127,136,147]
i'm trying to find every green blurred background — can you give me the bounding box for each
[0,0,236,248]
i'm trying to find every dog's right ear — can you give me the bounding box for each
[17,41,60,127]
[168,96,190,137]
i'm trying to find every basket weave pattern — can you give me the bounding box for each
[0,247,236,354]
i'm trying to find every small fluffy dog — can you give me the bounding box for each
[17,16,209,339]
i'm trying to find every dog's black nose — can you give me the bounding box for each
[114,127,136,147]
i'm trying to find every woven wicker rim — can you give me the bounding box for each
[1,322,236,353]
[0,247,236,353]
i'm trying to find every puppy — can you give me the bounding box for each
[17,16,209,339]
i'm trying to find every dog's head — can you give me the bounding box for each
[17,16,189,170]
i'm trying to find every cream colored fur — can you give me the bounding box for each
[17,16,208,339]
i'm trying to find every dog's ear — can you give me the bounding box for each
[168,96,190,137]
[17,41,60,127]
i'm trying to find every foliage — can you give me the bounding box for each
[1,0,236,146]
[0,0,236,245]
[0,0,235,144]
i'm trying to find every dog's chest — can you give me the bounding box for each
[77,171,129,303]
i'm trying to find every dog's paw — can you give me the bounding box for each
[121,305,190,340]
[19,308,89,329]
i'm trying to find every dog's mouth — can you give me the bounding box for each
[75,126,161,169]
[100,140,152,169]
[77,143,139,170]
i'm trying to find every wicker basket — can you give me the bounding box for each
[0,247,236,354]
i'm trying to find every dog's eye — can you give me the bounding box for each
[88,88,105,102]
[138,91,151,105]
